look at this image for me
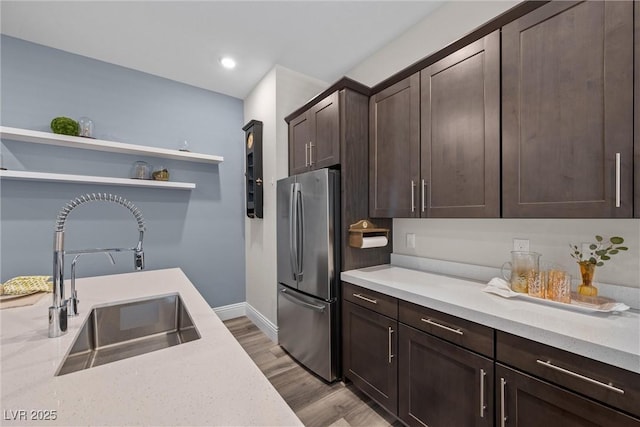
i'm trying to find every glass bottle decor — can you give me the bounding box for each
[78,117,94,138]
[577,261,597,296]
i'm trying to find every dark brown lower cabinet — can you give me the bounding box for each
[343,300,398,414]
[497,364,640,427]
[398,324,493,427]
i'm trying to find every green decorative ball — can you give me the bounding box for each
[50,117,79,136]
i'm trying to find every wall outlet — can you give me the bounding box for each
[406,233,416,249]
[513,238,529,252]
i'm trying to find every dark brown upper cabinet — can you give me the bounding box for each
[288,92,339,175]
[420,30,500,218]
[502,1,633,218]
[369,73,420,218]
[289,112,311,175]
[286,78,391,271]
[635,2,640,218]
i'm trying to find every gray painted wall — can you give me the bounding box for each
[1,35,245,307]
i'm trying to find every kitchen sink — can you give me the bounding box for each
[56,293,200,376]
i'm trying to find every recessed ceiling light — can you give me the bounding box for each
[220,57,236,69]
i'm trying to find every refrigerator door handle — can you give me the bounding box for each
[289,183,298,281]
[295,184,304,281]
[280,288,325,312]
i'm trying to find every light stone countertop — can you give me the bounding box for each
[0,268,302,427]
[341,265,640,374]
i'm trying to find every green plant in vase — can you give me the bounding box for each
[570,235,627,296]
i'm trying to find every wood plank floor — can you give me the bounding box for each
[224,316,403,427]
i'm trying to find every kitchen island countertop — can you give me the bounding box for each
[342,265,640,374]
[0,268,302,426]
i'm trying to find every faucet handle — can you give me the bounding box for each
[67,291,80,317]
[48,302,68,338]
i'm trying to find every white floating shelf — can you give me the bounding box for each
[0,170,196,190]
[0,126,224,164]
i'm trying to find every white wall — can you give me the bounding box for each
[347,1,519,87]
[347,1,640,288]
[244,66,327,329]
[394,219,639,288]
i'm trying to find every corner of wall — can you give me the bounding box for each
[243,66,327,327]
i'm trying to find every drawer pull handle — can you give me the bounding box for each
[421,318,464,336]
[353,293,378,304]
[388,326,394,364]
[479,368,486,418]
[536,360,624,394]
[615,152,621,207]
[410,180,416,212]
[500,378,507,427]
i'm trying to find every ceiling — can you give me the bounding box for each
[0,1,444,99]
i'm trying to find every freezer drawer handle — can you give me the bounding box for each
[352,293,378,304]
[280,288,326,312]
[421,318,464,335]
[536,360,624,394]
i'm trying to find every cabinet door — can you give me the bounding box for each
[370,73,420,218]
[399,324,493,427]
[635,2,640,218]
[289,112,310,175]
[497,364,640,427]
[420,31,500,218]
[502,1,633,218]
[310,91,339,169]
[343,300,398,414]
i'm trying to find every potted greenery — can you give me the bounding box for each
[570,235,627,296]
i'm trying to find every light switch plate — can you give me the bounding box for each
[406,233,416,249]
[513,238,529,252]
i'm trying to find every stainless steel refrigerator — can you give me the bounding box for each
[277,168,340,382]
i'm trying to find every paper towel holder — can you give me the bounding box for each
[348,219,389,249]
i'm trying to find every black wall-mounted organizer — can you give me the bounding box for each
[243,120,263,218]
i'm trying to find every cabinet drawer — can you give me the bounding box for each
[497,331,640,419]
[398,300,493,358]
[342,282,397,319]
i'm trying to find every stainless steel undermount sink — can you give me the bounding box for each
[56,293,200,376]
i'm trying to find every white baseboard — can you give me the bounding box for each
[213,302,246,321]
[245,302,279,343]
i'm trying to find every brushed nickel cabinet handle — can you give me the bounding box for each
[388,326,394,364]
[411,180,416,212]
[500,377,507,427]
[309,142,314,166]
[480,368,486,418]
[615,152,621,207]
[536,360,624,394]
[421,179,426,213]
[352,293,378,304]
[305,143,309,167]
[421,318,464,335]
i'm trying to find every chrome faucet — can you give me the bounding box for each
[68,252,116,317]
[49,193,146,338]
